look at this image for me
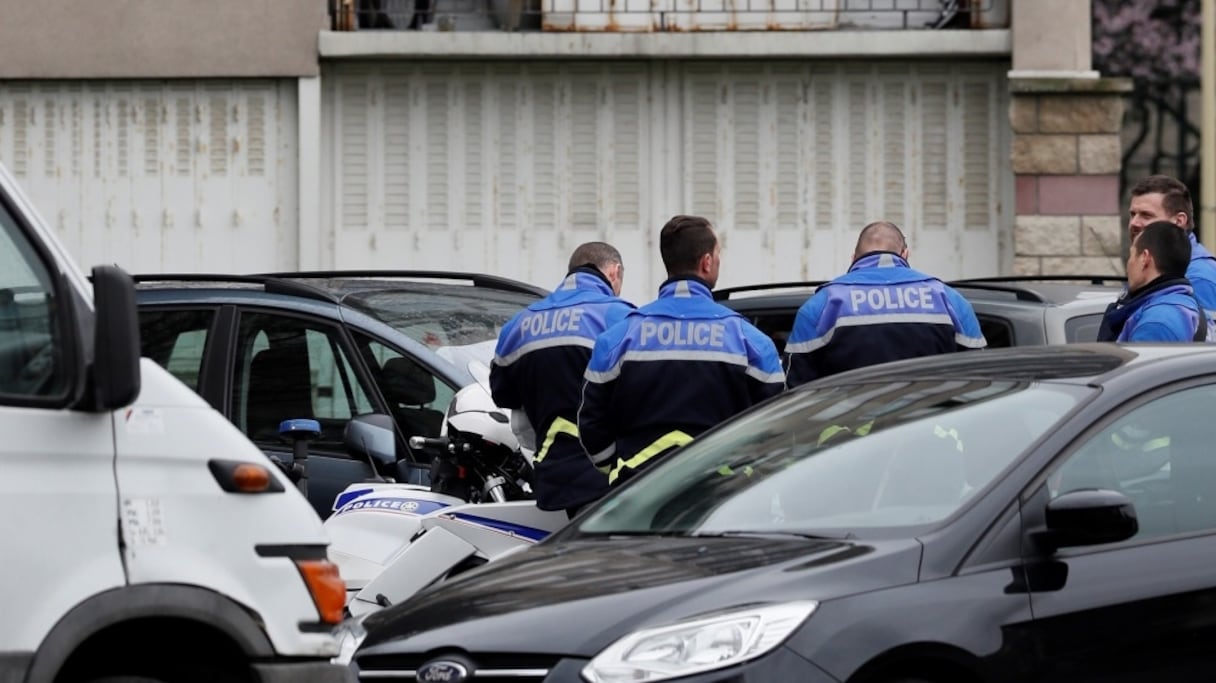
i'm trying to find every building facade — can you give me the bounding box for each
[0,0,1124,303]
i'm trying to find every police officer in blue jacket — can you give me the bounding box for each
[785,221,986,388]
[578,215,785,488]
[490,242,636,517]
[1098,221,1216,342]
[1126,175,1216,310]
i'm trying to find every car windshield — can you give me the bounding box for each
[344,288,537,364]
[576,379,1089,538]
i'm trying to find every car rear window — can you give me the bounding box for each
[1066,313,1104,343]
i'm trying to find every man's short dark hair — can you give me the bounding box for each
[1134,220,1191,279]
[1131,175,1194,230]
[660,215,717,276]
[567,241,622,273]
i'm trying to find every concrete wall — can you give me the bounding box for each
[0,0,325,79]
[1011,0,1093,74]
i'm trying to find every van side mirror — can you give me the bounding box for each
[1040,489,1138,551]
[89,265,141,410]
[344,413,397,468]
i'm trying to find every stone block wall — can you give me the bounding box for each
[1009,77,1134,276]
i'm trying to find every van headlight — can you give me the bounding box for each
[331,617,367,667]
[580,601,817,682]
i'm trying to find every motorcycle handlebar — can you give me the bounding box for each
[408,436,449,451]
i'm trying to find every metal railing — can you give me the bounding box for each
[329,0,1007,33]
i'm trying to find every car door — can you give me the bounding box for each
[229,309,382,518]
[1021,381,1216,681]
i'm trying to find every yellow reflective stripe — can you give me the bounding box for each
[608,431,694,485]
[1144,436,1170,451]
[817,424,849,446]
[817,419,874,446]
[717,464,754,477]
[933,424,964,453]
[534,416,579,464]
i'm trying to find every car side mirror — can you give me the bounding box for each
[344,413,398,468]
[1041,489,1138,551]
[90,265,141,410]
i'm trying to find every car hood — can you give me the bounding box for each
[357,534,921,658]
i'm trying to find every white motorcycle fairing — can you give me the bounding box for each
[346,500,568,618]
[324,483,468,595]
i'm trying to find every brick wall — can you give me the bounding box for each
[1009,77,1134,276]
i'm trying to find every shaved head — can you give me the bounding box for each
[854,221,908,259]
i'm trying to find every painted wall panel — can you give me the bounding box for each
[0,80,299,276]
[323,60,1011,305]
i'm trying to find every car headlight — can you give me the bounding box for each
[330,617,368,668]
[581,601,817,683]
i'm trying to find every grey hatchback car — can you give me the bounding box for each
[715,275,1125,354]
[134,270,547,518]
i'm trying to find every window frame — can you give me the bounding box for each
[227,306,389,458]
[0,189,81,409]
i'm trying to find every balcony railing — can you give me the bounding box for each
[329,0,1008,33]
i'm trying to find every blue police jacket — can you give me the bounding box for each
[1099,276,1216,342]
[578,277,785,487]
[785,252,987,388]
[1188,232,1216,311]
[490,268,635,510]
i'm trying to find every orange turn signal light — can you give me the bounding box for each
[296,559,346,625]
[208,459,285,494]
[232,463,272,492]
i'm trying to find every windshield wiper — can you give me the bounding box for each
[690,530,854,541]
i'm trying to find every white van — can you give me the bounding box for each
[0,163,353,682]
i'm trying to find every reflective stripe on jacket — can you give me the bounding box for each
[578,277,785,486]
[785,252,986,388]
[490,269,635,510]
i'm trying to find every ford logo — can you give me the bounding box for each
[416,660,469,683]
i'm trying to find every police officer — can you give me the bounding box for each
[785,221,986,388]
[1126,174,1216,310]
[490,242,635,518]
[578,215,785,488]
[1098,221,1216,342]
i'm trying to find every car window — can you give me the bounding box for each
[1047,384,1216,541]
[345,288,536,350]
[579,379,1086,537]
[231,312,377,451]
[0,204,65,399]
[1065,313,1103,343]
[138,309,214,392]
[977,314,1014,348]
[354,333,455,439]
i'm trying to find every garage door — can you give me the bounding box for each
[0,80,298,275]
[323,61,1009,303]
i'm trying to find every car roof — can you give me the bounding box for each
[715,276,1125,310]
[803,342,1215,387]
[132,269,549,304]
[946,276,1125,307]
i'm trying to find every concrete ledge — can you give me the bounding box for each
[319,28,1011,59]
[1009,75,1135,94]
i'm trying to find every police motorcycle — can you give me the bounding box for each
[321,361,570,619]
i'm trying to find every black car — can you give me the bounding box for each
[716,275,1125,354]
[135,270,546,517]
[351,343,1216,682]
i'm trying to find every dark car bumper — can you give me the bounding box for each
[353,646,839,683]
[256,660,357,683]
